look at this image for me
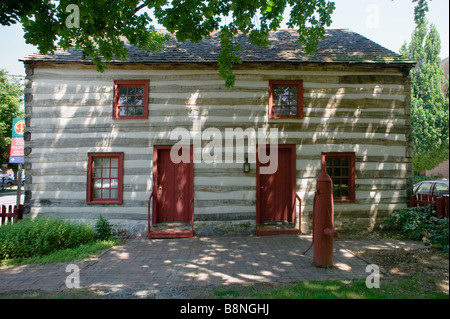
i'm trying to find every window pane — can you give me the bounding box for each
[102,158,110,167]
[103,179,111,189]
[290,107,297,115]
[136,96,143,105]
[94,180,102,188]
[326,167,333,176]
[342,167,349,177]
[94,168,102,178]
[127,96,135,105]
[290,94,297,105]
[341,179,349,196]
[136,86,144,95]
[333,166,341,177]
[333,179,341,197]
[333,158,341,166]
[111,158,118,167]
[281,95,289,105]
[290,86,297,95]
[433,184,449,196]
[111,179,118,188]
[102,189,110,199]
[417,183,432,194]
[128,86,135,95]
[120,107,127,116]
[274,87,281,95]
[341,158,349,166]
[282,106,290,115]
[119,96,127,105]
[110,189,118,199]
[136,107,144,115]
[274,107,281,115]
[128,107,136,115]
[326,158,333,167]
[274,95,282,105]
[94,158,101,167]
[119,86,127,95]
[110,169,118,178]
[102,168,110,178]
[94,188,102,199]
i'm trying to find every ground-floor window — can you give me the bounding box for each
[86,152,124,204]
[321,152,356,202]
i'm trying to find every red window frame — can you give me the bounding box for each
[321,152,356,202]
[86,152,124,204]
[269,80,303,119]
[113,80,149,119]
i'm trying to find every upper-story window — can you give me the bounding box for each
[269,80,303,119]
[113,80,149,119]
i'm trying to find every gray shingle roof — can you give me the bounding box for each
[21,29,413,65]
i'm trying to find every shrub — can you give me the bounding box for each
[94,215,115,241]
[384,205,449,253]
[0,217,95,260]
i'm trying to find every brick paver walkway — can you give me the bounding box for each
[0,235,425,295]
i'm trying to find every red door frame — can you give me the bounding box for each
[256,144,299,235]
[150,145,194,238]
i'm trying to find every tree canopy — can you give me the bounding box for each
[0,69,24,167]
[400,21,449,172]
[0,0,432,87]
[1,0,337,87]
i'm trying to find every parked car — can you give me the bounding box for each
[1,176,14,186]
[0,175,25,186]
[413,180,449,196]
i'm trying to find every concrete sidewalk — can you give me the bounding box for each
[0,235,426,297]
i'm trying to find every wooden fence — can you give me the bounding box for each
[0,204,24,226]
[409,194,449,219]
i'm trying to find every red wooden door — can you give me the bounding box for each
[257,145,296,224]
[153,146,193,224]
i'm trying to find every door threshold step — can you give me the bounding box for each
[148,229,193,239]
[257,221,299,236]
[149,222,193,239]
[256,228,300,236]
[151,222,192,230]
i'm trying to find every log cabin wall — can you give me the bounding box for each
[22,61,413,235]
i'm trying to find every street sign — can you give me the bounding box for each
[12,118,25,137]
[9,118,25,164]
[10,137,24,157]
[9,157,24,163]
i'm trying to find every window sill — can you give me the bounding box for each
[334,199,355,203]
[86,200,123,205]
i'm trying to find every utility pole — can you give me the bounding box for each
[16,163,22,207]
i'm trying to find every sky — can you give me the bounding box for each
[0,0,448,77]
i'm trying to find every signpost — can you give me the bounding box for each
[9,118,25,207]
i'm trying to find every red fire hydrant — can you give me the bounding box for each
[303,168,338,267]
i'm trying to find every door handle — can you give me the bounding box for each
[157,186,162,198]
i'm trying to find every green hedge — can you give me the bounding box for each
[384,205,449,253]
[0,217,95,260]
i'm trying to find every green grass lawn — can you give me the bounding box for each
[213,275,449,299]
[0,239,121,267]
